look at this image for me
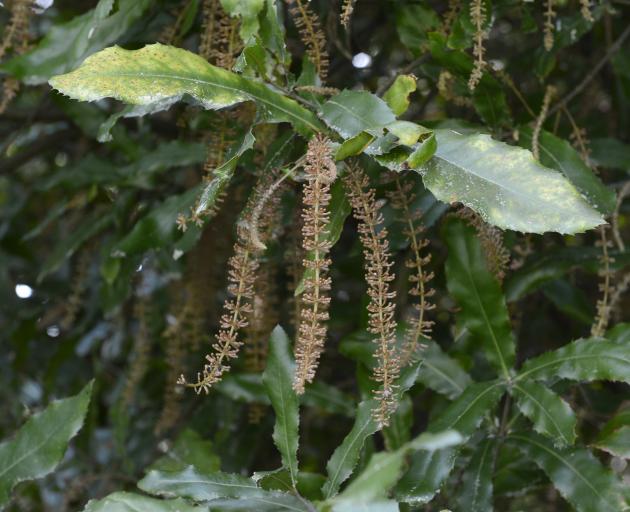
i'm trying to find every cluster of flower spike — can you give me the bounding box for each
[387,176,435,363]
[344,164,400,427]
[178,174,278,393]
[293,135,337,394]
[340,0,357,28]
[468,0,487,91]
[286,0,329,80]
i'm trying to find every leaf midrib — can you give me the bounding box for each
[516,352,630,382]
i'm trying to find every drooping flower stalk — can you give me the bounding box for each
[387,176,435,363]
[468,0,487,91]
[344,164,400,427]
[286,0,329,80]
[293,135,337,394]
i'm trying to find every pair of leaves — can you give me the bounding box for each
[0,381,93,509]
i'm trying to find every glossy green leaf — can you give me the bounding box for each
[510,432,626,512]
[49,44,324,136]
[335,132,377,160]
[336,451,406,503]
[406,133,437,169]
[2,0,152,84]
[418,130,604,234]
[0,381,93,508]
[443,217,515,378]
[385,121,430,147]
[139,466,265,500]
[383,75,416,116]
[517,338,630,385]
[511,381,577,447]
[320,90,396,139]
[82,492,205,512]
[593,407,630,459]
[394,4,440,56]
[296,180,350,295]
[395,381,505,504]
[518,127,616,214]
[148,429,221,474]
[190,494,311,511]
[457,439,495,512]
[330,501,399,512]
[262,326,300,486]
[416,340,472,399]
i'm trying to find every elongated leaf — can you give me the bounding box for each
[395,381,505,504]
[416,340,472,399]
[457,439,495,512]
[320,90,396,138]
[262,326,299,486]
[418,130,604,234]
[443,217,515,378]
[139,466,265,500]
[82,492,204,512]
[337,451,406,503]
[510,432,625,512]
[322,363,421,499]
[330,502,399,512]
[49,44,324,136]
[2,0,152,84]
[511,381,577,447]
[383,75,417,116]
[518,127,616,214]
[594,407,630,458]
[517,338,630,384]
[221,0,265,41]
[383,395,412,451]
[590,137,630,171]
[255,468,325,501]
[0,381,93,508]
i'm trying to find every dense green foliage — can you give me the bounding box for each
[1,0,630,511]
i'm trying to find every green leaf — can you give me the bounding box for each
[385,121,430,147]
[262,326,300,486]
[82,492,205,512]
[320,90,396,139]
[255,468,325,501]
[336,451,406,503]
[0,381,93,508]
[406,132,437,169]
[418,130,604,234]
[335,132,376,160]
[49,44,324,136]
[295,180,350,295]
[517,127,616,214]
[189,494,311,511]
[416,340,472,399]
[510,432,626,512]
[595,428,630,459]
[139,466,265,501]
[2,0,152,84]
[443,217,515,378]
[383,75,417,116]
[517,338,630,385]
[395,381,504,504]
[148,429,221,474]
[511,381,577,447]
[457,439,495,512]
[220,0,265,41]
[330,502,399,512]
